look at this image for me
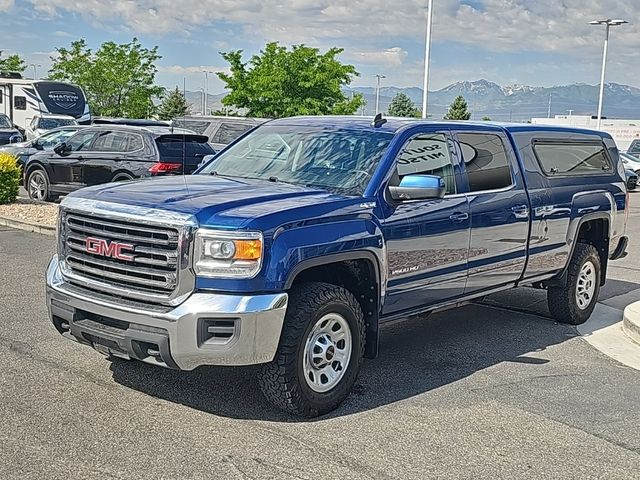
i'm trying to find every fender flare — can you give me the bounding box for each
[284,250,384,359]
[551,212,611,287]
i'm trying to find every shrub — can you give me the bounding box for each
[0,152,21,204]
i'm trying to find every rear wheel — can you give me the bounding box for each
[258,282,365,417]
[548,243,601,325]
[27,168,55,202]
[111,172,134,182]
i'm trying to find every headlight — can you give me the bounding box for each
[194,229,263,278]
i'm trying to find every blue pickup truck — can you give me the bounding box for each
[46,116,629,416]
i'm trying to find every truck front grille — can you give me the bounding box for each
[61,211,181,299]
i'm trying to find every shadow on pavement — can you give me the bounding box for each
[109,302,576,422]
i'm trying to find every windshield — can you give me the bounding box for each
[38,118,76,129]
[198,125,393,195]
[0,116,12,128]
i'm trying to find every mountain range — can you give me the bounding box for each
[183,79,640,121]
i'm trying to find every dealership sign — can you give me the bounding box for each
[48,91,79,110]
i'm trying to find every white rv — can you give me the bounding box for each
[0,73,90,131]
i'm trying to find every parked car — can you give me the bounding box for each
[626,168,638,191]
[621,152,640,174]
[26,114,77,139]
[171,115,267,150]
[23,124,215,201]
[0,125,84,174]
[46,116,628,417]
[0,113,24,145]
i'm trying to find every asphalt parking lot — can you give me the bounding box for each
[1,199,639,479]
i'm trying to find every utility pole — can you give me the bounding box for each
[201,69,213,116]
[421,0,434,119]
[547,94,552,118]
[374,74,386,115]
[589,19,627,130]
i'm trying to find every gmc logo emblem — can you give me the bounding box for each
[85,237,134,261]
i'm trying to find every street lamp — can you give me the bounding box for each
[422,0,434,119]
[201,69,214,116]
[374,74,386,115]
[589,19,627,130]
[29,63,41,80]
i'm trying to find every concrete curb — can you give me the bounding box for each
[0,215,56,236]
[623,301,640,346]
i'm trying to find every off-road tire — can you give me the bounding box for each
[258,282,365,417]
[548,243,601,325]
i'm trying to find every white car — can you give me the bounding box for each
[26,114,78,140]
[621,152,640,175]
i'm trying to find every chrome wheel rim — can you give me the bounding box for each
[576,260,597,310]
[303,313,352,393]
[29,172,46,200]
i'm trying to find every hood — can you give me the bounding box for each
[69,175,364,230]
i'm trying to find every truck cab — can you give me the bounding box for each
[46,116,628,417]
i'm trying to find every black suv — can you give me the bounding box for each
[23,125,215,201]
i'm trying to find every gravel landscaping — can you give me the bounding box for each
[0,199,59,227]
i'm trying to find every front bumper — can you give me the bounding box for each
[46,255,288,370]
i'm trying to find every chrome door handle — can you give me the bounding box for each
[512,205,529,218]
[449,212,469,222]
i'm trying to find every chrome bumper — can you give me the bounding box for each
[46,255,288,370]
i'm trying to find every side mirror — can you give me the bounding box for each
[53,142,69,155]
[33,140,43,150]
[389,174,446,201]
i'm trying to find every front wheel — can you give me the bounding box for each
[258,282,365,417]
[26,168,55,202]
[548,243,601,325]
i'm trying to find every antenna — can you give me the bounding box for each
[371,113,387,128]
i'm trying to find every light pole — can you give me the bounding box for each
[589,19,627,130]
[201,69,214,116]
[374,74,386,115]
[421,0,434,119]
[29,63,41,80]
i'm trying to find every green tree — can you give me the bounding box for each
[387,92,420,117]
[482,116,491,121]
[49,38,164,118]
[443,95,471,120]
[0,54,26,73]
[157,87,190,120]
[217,42,364,118]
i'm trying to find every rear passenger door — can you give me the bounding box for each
[381,128,471,315]
[454,130,530,293]
[82,131,145,186]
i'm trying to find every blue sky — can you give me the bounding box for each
[1,0,638,93]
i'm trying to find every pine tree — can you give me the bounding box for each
[157,87,190,120]
[387,92,420,118]
[444,95,471,120]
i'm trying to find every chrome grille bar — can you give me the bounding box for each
[58,198,196,306]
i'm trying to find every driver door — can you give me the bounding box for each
[48,130,97,191]
[380,128,470,316]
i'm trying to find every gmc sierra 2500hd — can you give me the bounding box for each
[46,116,629,417]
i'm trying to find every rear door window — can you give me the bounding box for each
[533,142,611,176]
[627,140,640,156]
[212,123,253,145]
[458,132,513,192]
[172,120,211,135]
